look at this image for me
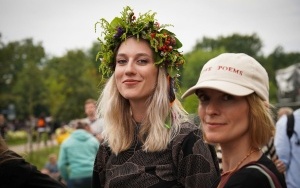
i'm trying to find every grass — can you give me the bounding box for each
[6,130,50,146]
[6,131,59,170]
[6,138,28,146]
[22,145,60,170]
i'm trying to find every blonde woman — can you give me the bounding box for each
[92,6,220,188]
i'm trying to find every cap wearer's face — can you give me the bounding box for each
[115,37,158,102]
[197,88,250,145]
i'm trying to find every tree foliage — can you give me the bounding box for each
[181,33,300,113]
[1,33,299,124]
[193,33,263,57]
[0,37,102,123]
[43,50,101,122]
[0,38,46,119]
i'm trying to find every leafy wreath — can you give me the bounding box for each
[95,6,185,80]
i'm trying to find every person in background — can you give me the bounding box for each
[269,106,295,174]
[82,98,104,142]
[55,125,70,145]
[0,136,66,188]
[275,108,300,188]
[256,106,292,174]
[182,53,286,187]
[58,121,99,188]
[36,113,50,147]
[277,107,293,120]
[92,6,220,188]
[41,153,61,181]
[262,137,286,173]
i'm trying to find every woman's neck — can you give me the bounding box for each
[130,100,147,123]
[221,145,262,174]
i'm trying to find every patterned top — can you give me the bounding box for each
[92,122,220,188]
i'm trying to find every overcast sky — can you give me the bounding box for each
[0,0,299,57]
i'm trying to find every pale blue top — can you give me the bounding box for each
[57,129,99,180]
[275,109,300,188]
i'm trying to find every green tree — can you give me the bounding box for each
[2,33,299,122]
[12,60,47,118]
[180,33,299,112]
[180,49,226,113]
[193,33,263,57]
[44,49,101,122]
[266,46,300,71]
[0,38,46,119]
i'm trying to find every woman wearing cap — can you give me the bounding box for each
[182,53,286,188]
[92,6,220,188]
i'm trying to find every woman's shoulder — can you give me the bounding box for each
[174,121,203,141]
[171,121,207,153]
[178,121,201,134]
[254,154,285,180]
[0,150,25,166]
[227,167,272,188]
[0,151,36,186]
[227,154,286,188]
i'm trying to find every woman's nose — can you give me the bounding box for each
[205,100,219,115]
[124,61,136,75]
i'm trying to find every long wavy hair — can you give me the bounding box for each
[97,67,189,155]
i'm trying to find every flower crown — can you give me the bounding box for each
[95,6,185,79]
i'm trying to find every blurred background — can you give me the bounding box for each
[1,0,300,138]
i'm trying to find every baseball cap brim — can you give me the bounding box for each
[181,80,254,99]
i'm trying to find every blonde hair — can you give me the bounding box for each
[246,93,275,148]
[97,67,189,154]
[277,107,293,119]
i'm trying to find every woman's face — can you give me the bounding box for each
[115,37,158,102]
[197,89,250,145]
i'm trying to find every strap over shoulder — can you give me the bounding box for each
[287,113,295,140]
[245,162,282,188]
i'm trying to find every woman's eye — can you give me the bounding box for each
[116,59,127,65]
[137,59,148,65]
[196,92,209,102]
[200,95,209,102]
[223,94,233,101]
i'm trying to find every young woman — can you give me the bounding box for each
[182,53,287,188]
[92,6,220,188]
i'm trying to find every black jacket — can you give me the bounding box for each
[0,150,66,188]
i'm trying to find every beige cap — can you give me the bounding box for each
[181,53,269,101]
